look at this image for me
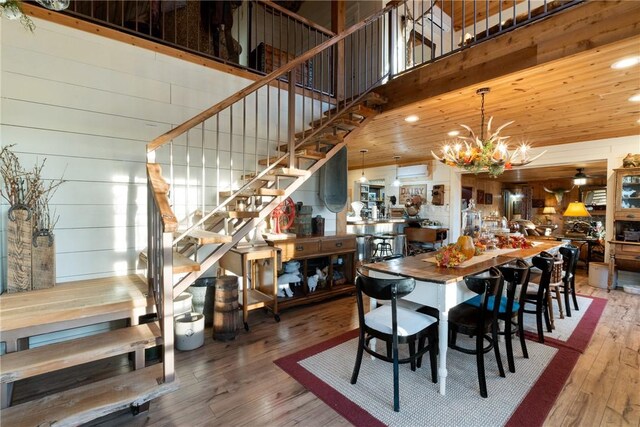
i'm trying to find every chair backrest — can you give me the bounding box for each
[355,272,416,301]
[498,258,531,315]
[530,254,555,301]
[464,267,504,319]
[559,245,580,282]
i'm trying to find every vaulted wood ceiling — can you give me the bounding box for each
[347,1,640,171]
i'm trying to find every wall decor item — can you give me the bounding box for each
[622,153,640,168]
[485,193,493,205]
[532,198,545,208]
[477,189,485,204]
[432,184,445,206]
[400,185,427,205]
[0,145,65,292]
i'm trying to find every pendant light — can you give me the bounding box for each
[573,168,587,186]
[359,149,369,184]
[392,155,401,187]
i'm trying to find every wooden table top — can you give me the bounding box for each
[365,241,563,284]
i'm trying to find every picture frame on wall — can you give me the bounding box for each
[532,198,545,208]
[477,189,485,204]
[485,193,493,205]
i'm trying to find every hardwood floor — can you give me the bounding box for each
[9,271,639,426]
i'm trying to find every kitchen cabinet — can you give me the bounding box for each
[608,167,640,290]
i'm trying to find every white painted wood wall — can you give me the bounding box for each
[0,16,336,289]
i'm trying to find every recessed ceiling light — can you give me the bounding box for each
[629,94,640,102]
[447,130,460,137]
[611,56,640,70]
[405,115,419,123]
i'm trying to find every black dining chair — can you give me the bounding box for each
[559,245,580,317]
[521,254,555,343]
[351,271,438,412]
[462,259,531,373]
[448,267,505,398]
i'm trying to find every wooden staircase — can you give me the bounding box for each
[154,90,387,300]
[0,275,178,425]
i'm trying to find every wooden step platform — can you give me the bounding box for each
[178,229,232,245]
[258,150,325,166]
[279,134,344,152]
[0,275,151,341]
[0,364,178,427]
[270,167,309,178]
[215,210,261,219]
[323,103,379,119]
[139,251,200,274]
[219,188,285,198]
[308,117,360,130]
[0,322,161,384]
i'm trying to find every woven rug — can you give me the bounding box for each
[275,296,606,427]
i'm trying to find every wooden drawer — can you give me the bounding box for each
[320,237,355,252]
[275,240,320,260]
[614,242,640,258]
[615,211,640,221]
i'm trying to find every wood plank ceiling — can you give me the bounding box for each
[347,2,640,171]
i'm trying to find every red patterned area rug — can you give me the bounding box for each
[275,296,606,427]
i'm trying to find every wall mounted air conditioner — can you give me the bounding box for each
[397,164,428,178]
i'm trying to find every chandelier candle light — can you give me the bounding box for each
[432,88,546,177]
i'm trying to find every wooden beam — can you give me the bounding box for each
[378,0,640,112]
[332,0,346,100]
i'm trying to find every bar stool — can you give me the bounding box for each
[373,234,394,258]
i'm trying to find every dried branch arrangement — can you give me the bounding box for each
[0,145,65,233]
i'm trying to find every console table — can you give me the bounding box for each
[265,233,356,310]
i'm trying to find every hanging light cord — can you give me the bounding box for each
[480,90,486,141]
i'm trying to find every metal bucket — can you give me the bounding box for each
[356,234,374,264]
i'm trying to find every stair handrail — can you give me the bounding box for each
[146,1,402,156]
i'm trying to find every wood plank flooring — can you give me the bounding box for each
[8,271,639,427]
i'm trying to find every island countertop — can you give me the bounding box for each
[364,241,563,284]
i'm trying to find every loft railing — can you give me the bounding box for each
[392,0,581,75]
[56,0,335,94]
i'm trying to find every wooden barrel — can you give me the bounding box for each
[213,275,239,341]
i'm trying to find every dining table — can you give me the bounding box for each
[363,240,564,396]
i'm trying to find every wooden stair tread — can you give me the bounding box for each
[0,323,161,383]
[269,167,309,177]
[258,150,325,165]
[360,92,388,106]
[279,134,344,152]
[179,229,232,245]
[139,251,200,274]
[308,117,361,130]
[0,275,150,334]
[219,188,285,198]
[240,173,277,182]
[1,364,178,427]
[295,127,347,139]
[215,211,261,219]
[323,103,378,118]
[171,252,201,274]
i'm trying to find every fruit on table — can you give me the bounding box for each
[455,235,475,259]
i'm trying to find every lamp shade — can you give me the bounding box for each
[542,206,556,215]
[563,202,591,217]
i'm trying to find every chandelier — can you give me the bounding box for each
[431,88,545,177]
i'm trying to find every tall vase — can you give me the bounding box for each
[7,207,32,293]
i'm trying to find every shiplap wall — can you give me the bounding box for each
[0,16,335,290]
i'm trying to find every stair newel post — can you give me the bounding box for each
[287,70,297,169]
[161,232,175,383]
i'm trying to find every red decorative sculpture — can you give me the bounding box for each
[271,197,295,234]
